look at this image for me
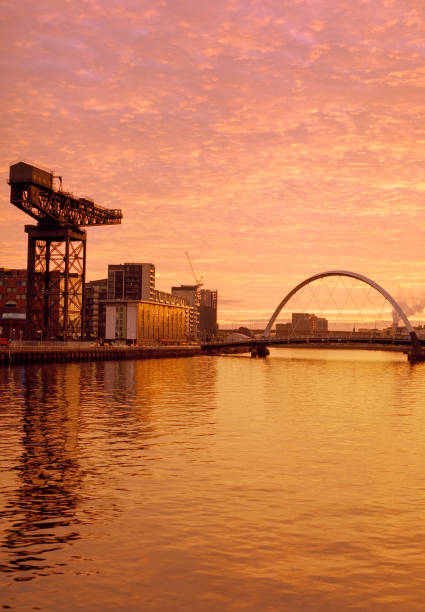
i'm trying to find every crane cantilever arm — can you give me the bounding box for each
[10,183,122,227]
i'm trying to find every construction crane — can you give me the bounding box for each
[9,161,123,341]
[185,251,203,287]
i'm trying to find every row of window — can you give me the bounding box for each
[0,287,26,293]
[0,293,26,300]
[0,280,26,286]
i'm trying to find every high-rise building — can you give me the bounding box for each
[199,289,218,340]
[84,278,107,340]
[292,313,311,333]
[107,263,155,301]
[171,284,200,339]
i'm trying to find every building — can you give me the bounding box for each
[0,268,27,340]
[171,284,200,339]
[291,313,311,333]
[105,294,189,344]
[84,279,107,340]
[92,264,218,345]
[107,263,155,301]
[104,265,192,344]
[275,322,292,337]
[199,289,218,340]
[310,315,328,333]
[0,267,70,341]
[276,313,329,337]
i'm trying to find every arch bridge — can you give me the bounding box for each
[202,271,425,364]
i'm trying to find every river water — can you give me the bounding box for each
[1,348,425,611]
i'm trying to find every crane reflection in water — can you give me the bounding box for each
[0,365,82,579]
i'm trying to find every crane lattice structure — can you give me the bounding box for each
[9,161,123,340]
[185,251,203,288]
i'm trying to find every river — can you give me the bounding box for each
[1,348,425,611]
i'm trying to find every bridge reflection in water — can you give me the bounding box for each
[202,271,425,364]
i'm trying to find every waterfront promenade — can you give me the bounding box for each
[0,342,201,366]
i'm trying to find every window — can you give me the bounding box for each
[115,304,126,338]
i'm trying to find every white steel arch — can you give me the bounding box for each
[263,270,414,339]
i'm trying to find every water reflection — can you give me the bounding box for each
[1,365,82,580]
[0,356,219,586]
[10,352,425,610]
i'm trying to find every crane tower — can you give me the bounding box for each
[9,161,123,340]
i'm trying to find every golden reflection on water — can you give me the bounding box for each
[0,366,82,579]
[1,349,425,611]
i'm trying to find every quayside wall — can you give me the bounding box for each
[0,345,201,366]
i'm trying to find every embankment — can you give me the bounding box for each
[0,344,201,366]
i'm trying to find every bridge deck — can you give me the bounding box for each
[201,336,415,351]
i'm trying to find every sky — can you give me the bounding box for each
[1,0,425,325]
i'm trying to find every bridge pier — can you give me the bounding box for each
[251,344,270,358]
[408,332,425,364]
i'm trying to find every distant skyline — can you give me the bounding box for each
[2,0,425,324]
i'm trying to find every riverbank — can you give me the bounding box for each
[0,344,201,366]
[0,341,410,366]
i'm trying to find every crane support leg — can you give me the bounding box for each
[25,225,87,341]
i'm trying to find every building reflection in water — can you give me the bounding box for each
[1,364,82,580]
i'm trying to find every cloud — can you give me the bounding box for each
[1,0,425,320]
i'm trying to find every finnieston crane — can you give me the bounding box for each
[9,161,123,340]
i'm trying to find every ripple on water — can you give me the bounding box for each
[1,352,425,610]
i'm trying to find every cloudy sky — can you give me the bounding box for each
[1,0,425,324]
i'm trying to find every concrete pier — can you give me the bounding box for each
[407,332,425,364]
[250,344,270,358]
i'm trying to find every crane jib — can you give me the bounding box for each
[9,162,122,228]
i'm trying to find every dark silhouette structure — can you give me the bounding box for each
[9,162,122,340]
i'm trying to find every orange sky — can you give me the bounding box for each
[1,0,425,325]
